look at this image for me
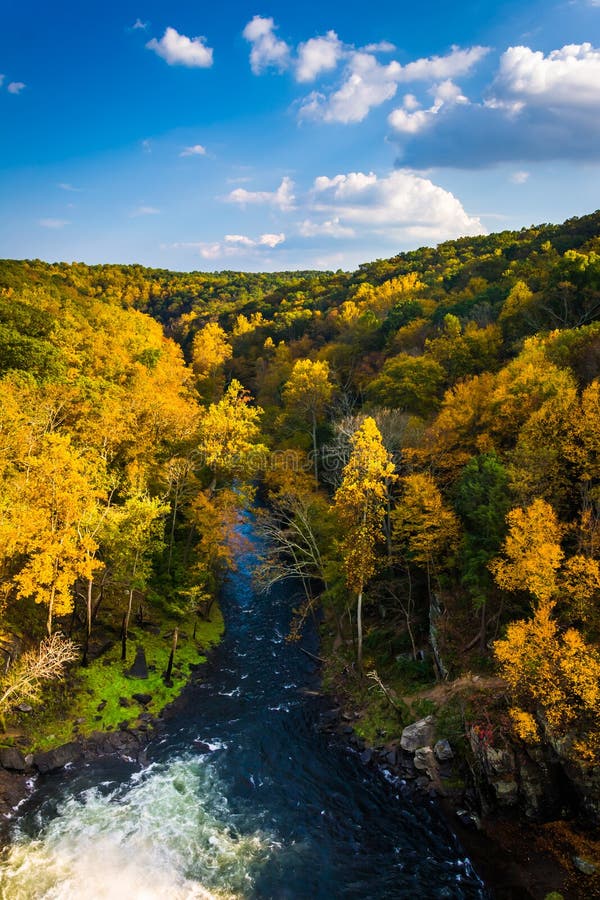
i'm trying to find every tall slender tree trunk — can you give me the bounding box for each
[357,587,364,675]
[47,583,56,636]
[167,479,180,575]
[82,576,93,666]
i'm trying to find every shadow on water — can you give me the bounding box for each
[0,518,488,899]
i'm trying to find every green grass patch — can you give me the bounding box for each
[25,606,224,752]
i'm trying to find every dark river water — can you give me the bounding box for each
[0,522,487,899]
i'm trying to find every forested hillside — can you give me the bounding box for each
[0,210,599,800]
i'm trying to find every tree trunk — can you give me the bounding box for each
[167,479,180,575]
[357,588,364,675]
[479,600,487,653]
[121,612,128,662]
[164,628,178,683]
[121,588,133,661]
[405,566,417,661]
[47,583,56,636]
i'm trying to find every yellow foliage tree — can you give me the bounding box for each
[333,417,396,672]
[197,379,267,493]
[191,321,233,401]
[489,499,564,604]
[494,603,600,761]
[282,359,334,485]
[12,433,106,635]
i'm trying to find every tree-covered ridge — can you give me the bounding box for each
[0,208,599,780]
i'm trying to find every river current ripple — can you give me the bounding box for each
[0,521,487,899]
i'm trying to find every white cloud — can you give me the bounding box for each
[394,41,600,168]
[296,31,343,82]
[309,169,484,240]
[7,82,25,95]
[225,176,295,211]
[146,27,213,68]
[495,43,600,107]
[131,205,160,216]
[397,45,488,82]
[141,139,152,153]
[133,18,148,30]
[362,41,396,53]
[243,16,290,74]
[199,243,225,260]
[299,217,356,238]
[195,232,286,259]
[39,218,70,228]
[300,46,485,124]
[389,79,468,134]
[300,52,401,123]
[225,234,255,247]
[58,182,82,192]
[180,144,207,157]
[259,232,285,247]
[510,170,530,183]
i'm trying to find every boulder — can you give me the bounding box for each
[434,739,454,762]
[491,778,519,807]
[0,747,28,771]
[414,746,437,776]
[385,749,398,767]
[132,693,152,706]
[360,748,373,765]
[400,716,435,753]
[33,742,82,774]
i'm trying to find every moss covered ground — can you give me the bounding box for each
[9,607,224,753]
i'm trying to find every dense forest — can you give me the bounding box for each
[0,210,599,792]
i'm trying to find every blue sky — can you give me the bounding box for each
[1,0,600,271]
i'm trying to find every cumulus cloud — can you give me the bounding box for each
[300,53,402,123]
[7,82,26,95]
[176,232,286,260]
[394,42,600,167]
[397,46,489,82]
[39,218,70,228]
[225,232,285,248]
[243,16,290,74]
[146,27,213,68]
[300,46,486,124]
[389,80,468,134]
[309,169,484,241]
[180,144,207,157]
[225,176,295,211]
[299,217,356,238]
[296,31,343,82]
[495,42,600,107]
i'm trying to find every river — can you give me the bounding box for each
[0,520,487,899]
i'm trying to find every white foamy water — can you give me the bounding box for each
[0,757,276,900]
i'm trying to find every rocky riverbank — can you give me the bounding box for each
[317,700,600,900]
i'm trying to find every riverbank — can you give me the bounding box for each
[318,640,600,900]
[0,604,224,829]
